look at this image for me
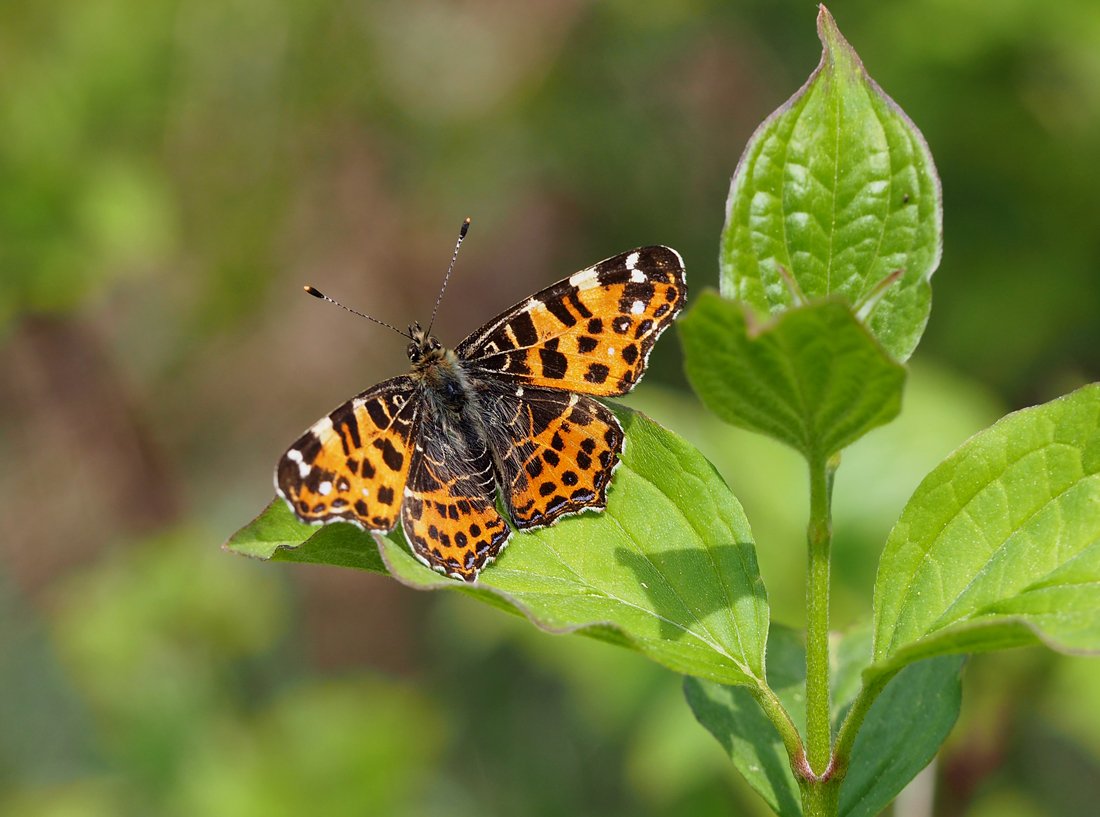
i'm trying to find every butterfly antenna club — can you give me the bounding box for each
[426,216,471,336]
[302,285,411,339]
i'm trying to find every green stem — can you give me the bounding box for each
[800,777,841,817]
[750,683,809,774]
[832,668,897,773]
[805,453,836,775]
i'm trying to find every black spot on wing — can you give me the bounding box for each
[618,281,656,313]
[542,294,577,327]
[299,432,322,465]
[365,398,389,430]
[584,363,610,384]
[566,288,593,319]
[538,346,568,379]
[375,437,404,471]
[510,310,539,347]
[329,402,362,455]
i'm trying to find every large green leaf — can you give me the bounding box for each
[680,294,905,461]
[837,656,963,817]
[685,626,963,817]
[227,407,770,686]
[720,6,941,362]
[684,626,805,817]
[873,384,1100,671]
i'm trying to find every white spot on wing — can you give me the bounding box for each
[568,269,599,290]
[631,300,645,314]
[311,415,334,437]
[516,386,524,397]
[318,481,333,496]
[286,448,311,479]
[625,251,640,269]
[361,487,370,497]
[607,347,616,356]
[629,268,646,283]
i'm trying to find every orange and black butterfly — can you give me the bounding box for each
[276,225,686,582]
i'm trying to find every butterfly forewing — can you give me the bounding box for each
[457,246,686,396]
[276,377,418,531]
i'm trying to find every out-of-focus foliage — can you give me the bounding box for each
[2,0,1099,815]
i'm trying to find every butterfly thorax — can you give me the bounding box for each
[406,322,478,422]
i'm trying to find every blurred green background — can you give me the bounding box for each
[2,1,1099,815]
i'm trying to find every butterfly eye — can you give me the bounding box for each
[407,343,421,362]
[429,338,441,351]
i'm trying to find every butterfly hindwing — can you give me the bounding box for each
[400,425,510,580]
[275,377,418,531]
[456,246,686,396]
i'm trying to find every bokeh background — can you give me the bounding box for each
[3,1,1099,815]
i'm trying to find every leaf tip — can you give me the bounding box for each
[815,4,864,78]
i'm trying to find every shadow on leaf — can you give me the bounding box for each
[614,542,763,643]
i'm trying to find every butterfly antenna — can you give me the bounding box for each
[302,285,412,340]
[426,216,471,336]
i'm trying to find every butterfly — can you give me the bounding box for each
[275,227,686,582]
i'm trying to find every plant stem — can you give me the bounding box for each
[833,668,896,769]
[805,453,837,776]
[800,776,841,817]
[751,683,809,773]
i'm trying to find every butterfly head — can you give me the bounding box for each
[407,321,444,366]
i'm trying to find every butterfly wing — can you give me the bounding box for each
[401,422,510,581]
[479,384,623,530]
[456,246,686,395]
[276,376,419,531]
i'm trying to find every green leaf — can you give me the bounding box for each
[683,626,805,817]
[838,655,963,817]
[227,407,770,686]
[720,6,941,362]
[225,496,387,573]
[680,294,905,461]
[682,626,868,817]
[873,384,1100,671]
[685,626,963,817]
